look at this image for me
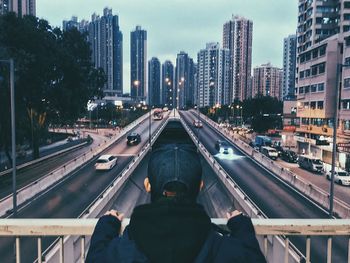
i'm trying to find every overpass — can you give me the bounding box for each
[0,110,349,263]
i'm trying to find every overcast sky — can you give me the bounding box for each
[37,0,298,91]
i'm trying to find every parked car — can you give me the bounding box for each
[193,120,203,128]
[127,133,141,146]
[260,146,278,160]
[281,150,298,163]
[326,170,350,186]
[215,140,233,155]
[298,155,323,173]
[95,155,118,171]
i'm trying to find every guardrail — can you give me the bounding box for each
[0,112,154,217]
[193,110,350,219]
[42,113,170,263]
[0,218,348,263]
[179,115,302,263]
[0,140,88,178]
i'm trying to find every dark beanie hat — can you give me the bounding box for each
[147,144,202,201]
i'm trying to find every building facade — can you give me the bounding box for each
[1,0,35,16]
[283,34,297,99]
[223,15,253,102]
[175,52,196,109]
[130,26,147,101]
[87,8,123,96]
[162,60,174,108]
[252,63,283,100]
[295,0,350,168]
[197,43,230,107]
[148,57,161,106]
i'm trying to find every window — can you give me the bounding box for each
[311,84,317,92]
[311,66,318,76]
[318,83,325,91]
[311,101,316,109]
[344,78,350,89]
[305,85,310,93]
[345,57,350,65]
[304,102,309,108]
[299,87,304,94]
[343,100,350,109]
[345,14,350,20]
[300,71,305,79]
[317,101,324,109]
[312,49,318,58]
[318,63,325,74]
[319,45,326,56]
[305,69,311,77]
[344,25,350,32]
[346,2,350,9]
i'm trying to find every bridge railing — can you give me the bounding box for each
[0,218,349,263]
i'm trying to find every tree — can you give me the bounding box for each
[0,13,105,161]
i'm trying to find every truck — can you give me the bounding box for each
[254,136,272,149]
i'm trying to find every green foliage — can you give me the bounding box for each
[0,13,105,160]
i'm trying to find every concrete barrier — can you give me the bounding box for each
[180,116,302,263]
[194,110,350,219]
[42,115,171,263]
[0,112,156,217]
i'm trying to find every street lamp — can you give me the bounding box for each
[329,63,350,218]
[0,58,16,217]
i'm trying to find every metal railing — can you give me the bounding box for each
[0,218,350,263]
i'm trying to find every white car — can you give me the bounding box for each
[193,120,203,128]
[95,155,118,171]
[326,170,350,186]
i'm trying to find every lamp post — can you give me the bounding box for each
[0,58,16,217]
[329,63,350,218]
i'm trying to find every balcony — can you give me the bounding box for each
[1,218,350,263]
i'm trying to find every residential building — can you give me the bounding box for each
[223,15,253,102]
[162,60,174,108]
[63,16,79,31]
[87,8,123,96]
[1,0,35,16]
[148,57,161,106]
[197,43,230,107]
[175,52,196,109]
[130,26,147,101]
[283,34,297,99]
[252,63,283,100]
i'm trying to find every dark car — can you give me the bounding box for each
[281,150,298,163]
[215,140,233,155]
[272,145,284,157]
[127,133,141,146]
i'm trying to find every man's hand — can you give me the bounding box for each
[226,210,242,219]
[104,209,124,221]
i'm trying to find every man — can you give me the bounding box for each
[86,144,266,263]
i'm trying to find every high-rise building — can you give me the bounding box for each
[1,0,35,16]
[223,15,253,102]
[175,52,196,109]
[252,63,283,100]
[162,60,174,108]
[130,26,147,101]
[197,43,230,107]
[63,16,79,31]
[87,8,123,96]
[294,0,350,165]
[148,57,161,106]
[283,34,297,99]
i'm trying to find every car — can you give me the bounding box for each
[298,155,323,173]
[326,170,350,186]
[260,146,278,160]
[215,140,233,154]
[127,132,141,146]
[95,155,118,171]
[281,150,298,163]
[193,120,203,128]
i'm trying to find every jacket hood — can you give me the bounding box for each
[128,199,211,263]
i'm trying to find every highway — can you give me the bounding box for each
[181,110,347,263]
[0,114,168,263]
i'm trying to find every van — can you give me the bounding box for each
[255,136,272,149]
[261,146,278,160]
[298,155,323,173]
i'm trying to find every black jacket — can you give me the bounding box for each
[86,200,266,263]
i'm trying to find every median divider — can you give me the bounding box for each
[179,115,302,263]
[193,110,350,218]
[42,114,170,263]
[0,112,154,217]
